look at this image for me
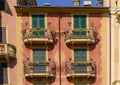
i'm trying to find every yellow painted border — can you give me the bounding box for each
[101,13,107,85]
[111,14,115,84]
[16,13,23,85]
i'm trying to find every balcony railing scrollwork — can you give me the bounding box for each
[0,43,16,59]
[23,59,56,84]
[21,28,56,46]
[65,60,96,84]
[64,29,97,45]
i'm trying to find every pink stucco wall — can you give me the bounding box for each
[1,0,18,85]
[89,14,102,85]
[47,13,72,85]
[20,12,107,85]
[114,26,119,80]
[21,12,31,85]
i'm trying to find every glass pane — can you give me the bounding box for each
[74,49,87,73]
[33,49,46,73]
[0,27,6,43]
[74,15,86,36]
[32,15,38,28]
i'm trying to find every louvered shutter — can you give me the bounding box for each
[74,15,86,36]
[74,15,80,35]
[0,27,6,43]
[74,49,87,73]
[38,15,45,28]
[38,15,45,35]
[80,15,86,35]
[74,15,80,29]
[32,15,38,28]
[32,15,45,36]
[33,49,46,73]
[32,15,38,36]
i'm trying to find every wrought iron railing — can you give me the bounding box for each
[21,28,56,41]
[23,60,56,75]
[65,61,96,75]
[64,29,97,42]
[0,43,16,58]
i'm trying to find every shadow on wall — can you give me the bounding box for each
[5,1,13,16]
[0,12,1,27]
[9,58,17,68]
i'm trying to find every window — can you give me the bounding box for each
[33,49,46,85]
[0,63,8,84]
[74,15,86,35]
[74,49,87,85]
[33,49,46,73]
[32,15,45,28]
[32,14,45,36]
[0,27,6,43]
[74,49,87,73]
[0,0,5,11]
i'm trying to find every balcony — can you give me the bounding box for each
[112,80,120,85]
[64,29,97,45]
[65,61,96,84]
[21,28,55,47]
[0,43,16,59]
[24,60,56,84]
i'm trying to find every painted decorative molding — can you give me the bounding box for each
[113,80,120,85]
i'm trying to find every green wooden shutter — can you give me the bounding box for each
[80,15,86,35]
[32,15,38,28]
[0,63,8,84]
[38,15,45,28]
[33,49,46,73]
[74,15,80,29]
[38,15,45,35]
[74,49,87,73]
[32,15,45,36]
[80,15,86,29]
[73,15,86,36]
[74,15,80,35]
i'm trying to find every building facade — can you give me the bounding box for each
[0,0,119,85]
[0,0,17,85]
[111,0,120,85]
[15,0,110,85]
[0,0,36,85]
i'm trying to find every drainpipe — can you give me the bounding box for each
[58,9,61,85]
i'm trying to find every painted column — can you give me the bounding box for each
[118,17,120,81]
[111,14,115,84]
